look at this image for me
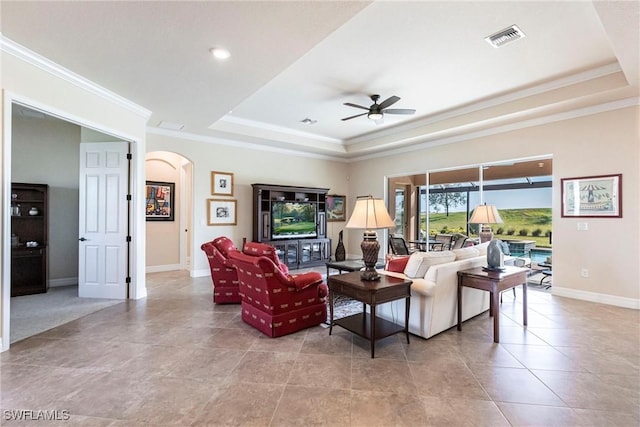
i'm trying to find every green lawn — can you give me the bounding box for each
[425,208,552,248]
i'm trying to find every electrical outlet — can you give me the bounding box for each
[581,269,589,278]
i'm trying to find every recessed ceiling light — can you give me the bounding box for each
[210,47,230,60]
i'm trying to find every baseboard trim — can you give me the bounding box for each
[49,277,78,287]
[146,264,182,273]
[191,269,210,278]
[552,286,640,310]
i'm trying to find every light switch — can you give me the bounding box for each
[577,222,588,231]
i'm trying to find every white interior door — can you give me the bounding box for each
[78,142,129,299]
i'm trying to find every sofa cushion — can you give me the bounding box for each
[453,246,480,261]
[403,251,456,278]
[474,241,490,255]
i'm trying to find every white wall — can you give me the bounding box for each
[146,131,350,276]
[346,105,639,307]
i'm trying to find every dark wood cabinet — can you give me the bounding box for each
[11,183,48,296]
[252,183,331,269]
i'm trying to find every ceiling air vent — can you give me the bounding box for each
[485,25,525,48]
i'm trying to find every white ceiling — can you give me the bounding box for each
[2,1,638,159]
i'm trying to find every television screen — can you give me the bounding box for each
[271,201,317,239]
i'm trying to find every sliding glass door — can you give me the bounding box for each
[388,158,553,251]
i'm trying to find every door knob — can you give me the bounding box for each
[79,237,87,242]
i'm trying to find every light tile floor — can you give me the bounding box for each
[1,270,638,426]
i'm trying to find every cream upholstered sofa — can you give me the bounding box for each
[376,243,493,340]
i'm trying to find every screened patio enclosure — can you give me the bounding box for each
[388,158,553,249]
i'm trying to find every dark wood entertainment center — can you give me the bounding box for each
[252,183,331,269]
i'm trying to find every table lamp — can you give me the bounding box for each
[345,195,395,281]
[469,204,503,243]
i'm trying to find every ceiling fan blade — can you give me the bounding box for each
[341,112,368,121]
[343,102,370,111]
[383,108,416,115]
[377,95,400,110]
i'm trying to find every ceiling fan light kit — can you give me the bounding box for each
[342,94,415,122]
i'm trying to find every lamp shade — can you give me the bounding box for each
[345,196,395,230]
[468,204,503,224]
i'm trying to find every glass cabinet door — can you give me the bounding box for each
[271,241,299,267]
[300,239,330,264]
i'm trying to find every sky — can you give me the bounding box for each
[471,187,552,210]
[426,187,552,213]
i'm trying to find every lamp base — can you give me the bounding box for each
[360,268,380,281]
[360,231,381,281]
[479,225,494,243]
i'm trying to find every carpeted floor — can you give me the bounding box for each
[10,285,123,343]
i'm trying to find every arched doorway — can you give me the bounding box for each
[145,152,193,272]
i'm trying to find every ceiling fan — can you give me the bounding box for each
[342,94,416,122]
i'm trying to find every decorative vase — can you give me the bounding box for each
[486,239,505,271]
[29,207,39,216]
[335,230,346,261]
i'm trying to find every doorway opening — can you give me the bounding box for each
[145,152,193,273]
[5,102,136,345]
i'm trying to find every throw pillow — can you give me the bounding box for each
[386,256,410,273]
[453,246,480,261]
[213,236,236,257]
[243,241,288,273]
[403,251,456,278]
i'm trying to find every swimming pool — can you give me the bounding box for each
[511,247,552,264]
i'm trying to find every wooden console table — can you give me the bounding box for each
[328,271,412,358]
[457,266,529,343]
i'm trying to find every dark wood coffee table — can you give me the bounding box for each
[457,266,529,343]
[328,271,412,358]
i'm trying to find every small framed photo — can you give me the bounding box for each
[326,194,346,222]
[211,171,234,196]
[146,181,175,221]
[207,199,237,226]
[561,174,622,218]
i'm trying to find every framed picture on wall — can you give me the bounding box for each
[146,181,175,221]
[207,199,237,225]
[211,171,234,196]
[326,194,346,222]
[561,174,622,218]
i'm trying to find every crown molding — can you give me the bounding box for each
[149,96,637,164]
[0,35,152,119]
[349,97,639,162]
[146,126,349,163]
[215,115,343,145]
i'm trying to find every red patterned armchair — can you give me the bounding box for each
[228,250,328,337]
[201,237,241,304]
